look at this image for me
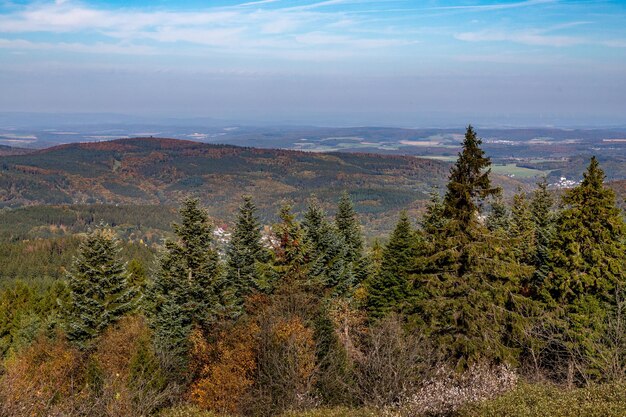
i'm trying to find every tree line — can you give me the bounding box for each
[1,125,625,416]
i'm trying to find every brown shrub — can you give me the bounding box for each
[0,332,86,417]
[92,315,178,417]
[189,321,259,414]
[245,313,319,416]
[241,286,321,416]
[351,314,428,408]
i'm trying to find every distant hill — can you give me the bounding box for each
[0,144,31,156]
[0,137,459,235]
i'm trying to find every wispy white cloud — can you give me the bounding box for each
[0,0,623,68]
[295,31,413,48]
[284,0,360,11]
[0,0,414,59]
[432,0,556,12]
[237,0,281,7]
[456,24,626,48]
[0,4,238,33]
[0,38,157,54]
[456,29,582,47]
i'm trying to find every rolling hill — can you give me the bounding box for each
[0,137,457,235]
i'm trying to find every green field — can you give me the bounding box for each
[490,163,548,178]
[421,155,458,162]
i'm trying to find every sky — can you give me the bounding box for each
[0,0,625,127]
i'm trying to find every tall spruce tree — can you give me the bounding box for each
[421,190,447,237]
[486,194,511,233]
[414,125,531,367]
[303,198,354,295]
[148,198,222,357]
[443,125,498,227]
[545,157,626,371]
[366,212,420,319]
[335,192,370,283]
[266,204,311,289]
[510,190,536,266]
[530,178,555,296]
[65,226,136,347]
[226,195,270,310]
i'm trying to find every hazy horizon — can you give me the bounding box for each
[1,0,625,127]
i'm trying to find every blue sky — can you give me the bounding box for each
[0,0,625,126]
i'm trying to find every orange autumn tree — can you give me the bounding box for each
[0,333,84,416]
[189,321,259,414]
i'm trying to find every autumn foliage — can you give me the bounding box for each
[189,322,258,414]
[0,333,83,416]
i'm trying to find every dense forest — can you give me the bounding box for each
[0,137,455,236]
[2,126,626,417]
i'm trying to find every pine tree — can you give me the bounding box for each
[486,194,510,233]
[369,239,384,277]
[303,198,354,295]
[414,126,531,366]
[128,258,148,306]
[510,190,536,265]
[65,226,136,347]
[421,190,446,238]
[530,177,555,296]
[266,204,311,290]
[335,192,370,283]
[443,125,498,227]
[545,157,626,371]
[226,195,270,310]
[148,198,222,357]
[366,212,419,319]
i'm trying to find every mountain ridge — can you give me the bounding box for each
[0,137,454,234]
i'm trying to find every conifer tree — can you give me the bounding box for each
[65,226,136,347]
[226,195,270,309]
[486,194,510,233]
[267,204,311,289]
[335,192,370,283]
[530,178,555,295]
[545,157,626,368]
[443,125,498,227]
[421,190,446,238]
[414,125,531,366]
[369,239,384,277]
[128,258,148,306]
[303,198,354,295]
[148,198,222,356]
[367,212,419,319]
[510,190,536,265]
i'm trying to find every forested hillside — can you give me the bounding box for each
[2,127,626,416]
[0,137,541,237]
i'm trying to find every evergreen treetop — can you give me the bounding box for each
[65,225,136,347]
[226,195,269,309]
[148,198,223,357]
[530,177,555,296]
[544,157,626,378]
[335,191,370,284]
[414,126,531,367]
[547,157,626,307]
[509,190,536,266]
[303,198,354,295]
[421,190,446,237]
[335,191,364,264]
[267,204,311,289]
[366,211,419,319]
[486,194,511,233]
[443,125,498,227]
